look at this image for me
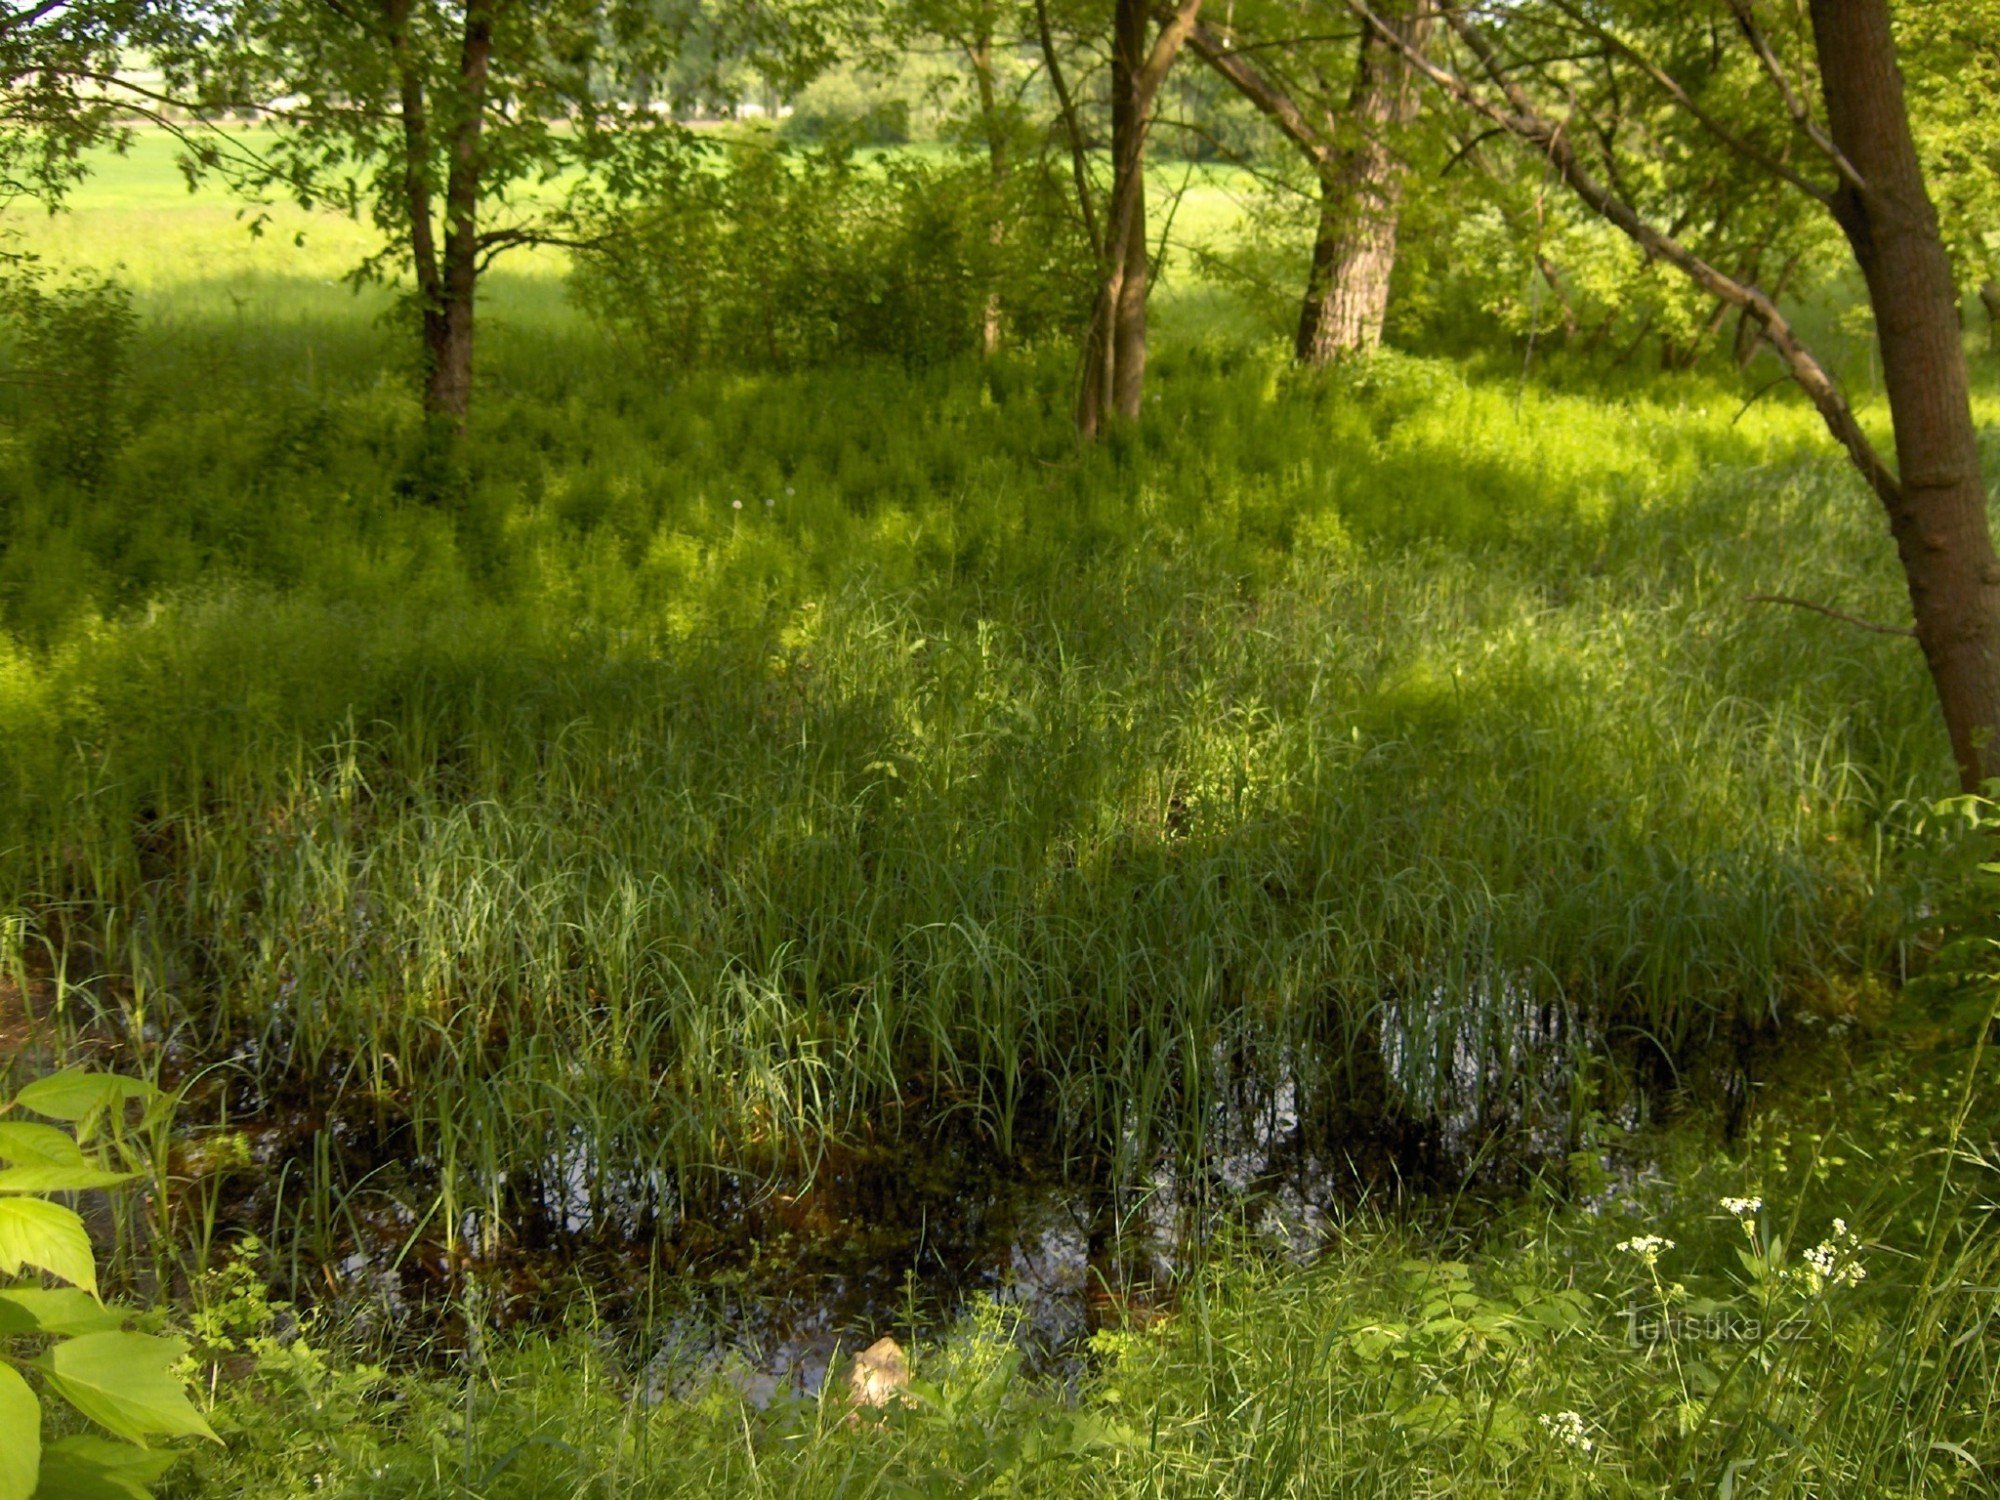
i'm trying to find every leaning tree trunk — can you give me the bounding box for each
[1812,0,2000,790]
[1297,1,1432,364]
[421,0,494,430]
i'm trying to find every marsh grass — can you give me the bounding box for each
[0,302,1957,1269]
[4,130,1998,1498]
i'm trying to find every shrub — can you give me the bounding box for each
[570,137,1090,370]
[0,266,136,487]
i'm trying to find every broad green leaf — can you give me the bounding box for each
[0,1165,135,1195]
[0,1123,87,1169]
[0,1363,38,1500]
[14,1074,155,1128]
[36,1332,219,1446]
[0,1288,124,1337]
[31,1437,180,1500]
[0,1197,95,1293]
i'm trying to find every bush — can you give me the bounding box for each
[570,138,1091,371]
[781,97,912,148]
[0,265,135,487]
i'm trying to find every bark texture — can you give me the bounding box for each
[1298,1,1432,363]
[1074,0,1202,440]
[423,0,493,428]
[386,0,490,430]
[1810,0,2000,789]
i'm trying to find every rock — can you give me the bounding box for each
[848,1336,910,1408]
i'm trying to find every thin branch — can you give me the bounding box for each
[1182,18,1332,167]
[1731,372,1790,423]
[1035,0,1101,258]
[1543,0,1832,204]
[1744,594,1916,637]
[1722,0,1869,195]
[0,1,69,38]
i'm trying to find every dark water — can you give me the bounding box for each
[167,983,1635,1399]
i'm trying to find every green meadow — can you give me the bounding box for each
[3,133,1999,1496]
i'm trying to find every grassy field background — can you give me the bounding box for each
[2,131,1998,1496]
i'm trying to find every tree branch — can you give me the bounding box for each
[1722,0,1869,195]
[1182,18,1333,167]
[1744,594,1916,637]
[1035,0,1101,258]
[1347,0,1904,514]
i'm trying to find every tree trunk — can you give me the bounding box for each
[386,0,452,423]
[1297,2,1432,364]
[1078,0,1153,437]
[969,23,1009,357]
[1811,0,2000,790]
[421,0,494,430]
[1982,279,2000,356]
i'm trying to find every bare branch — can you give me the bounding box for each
[1722,0,1869,195]
[1543,0,1833,204]
[1182,19,1332,167]
[1035,0,1101,258]
[1744,594,1916,637]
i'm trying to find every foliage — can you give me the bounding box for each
[571,133,1089,367]
[0,1,168,207]
[782,92,915,146]
[6,100,2000,1498]
[0,1071,214,1500]
[0,263,135,488]
[1899,0,2000,290]
[149,0,698,289]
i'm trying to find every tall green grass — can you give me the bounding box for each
[0,136,1983,1278]
[0,304,1957,1247]
[5,125,1997,1500]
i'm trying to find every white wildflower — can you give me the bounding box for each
[1616,1234,1674,1268]
[1791,1220,1865,1294]
[1539,1410,1594,1453]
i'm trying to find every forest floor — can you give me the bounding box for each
[3,135,1999,1495]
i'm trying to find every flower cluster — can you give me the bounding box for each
[1720,1195,1762,1238]
[1794,1219,1866,1294]
[1539,1409,1594,1453]
[1616,1234,1674,1268]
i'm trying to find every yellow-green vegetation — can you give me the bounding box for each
[3,137,1999,1497]
[0,1072,217,1500]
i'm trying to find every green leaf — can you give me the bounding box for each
[36,1332,219,1447]
[31,1437,180,1500]
[13,1074,155,1129]
[0,1165,135,1195]
[0,1288,124,1337]
[0,1123,87,1169]
[0,1363,39,1500]
[0,1197,95,1293]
